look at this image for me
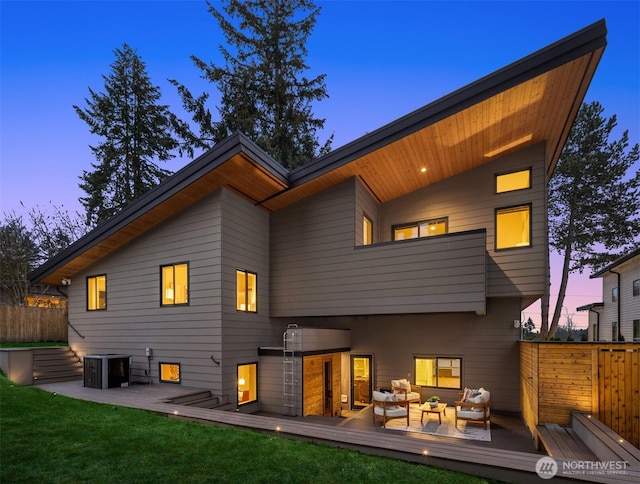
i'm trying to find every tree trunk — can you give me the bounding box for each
[548,242,572,339]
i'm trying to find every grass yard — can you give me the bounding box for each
[0,374,498,483]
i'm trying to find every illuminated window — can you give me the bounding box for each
[236,269,257,312]
[393,218,448,241]
[415,357,461,389]
[159,362,181,383]
[612,287,618,303]
[496,169,531,193]
[237,363,257,405]
[161,263,189,306]
[87,275,106,310]
[363,216,372,245]
[495,205,531,250]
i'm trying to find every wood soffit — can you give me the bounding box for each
[32,23,606,286]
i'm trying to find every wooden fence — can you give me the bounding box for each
[0,306,68,342]
[520,341,640,448]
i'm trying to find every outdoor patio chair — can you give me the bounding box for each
[454,387,491,430]
[391,379,422,404]
[372,390,410,428]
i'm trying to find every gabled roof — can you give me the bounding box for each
[29,20,607,286]
[590,247,640,278]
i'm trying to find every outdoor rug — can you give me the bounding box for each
[383,405,491,441]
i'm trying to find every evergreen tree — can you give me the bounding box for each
[171,0,332,169]
[0,214,38,305]
[75,44,180,226]
[542,101,640,339]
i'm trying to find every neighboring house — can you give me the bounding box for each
[586,248,640,342]
[576,302,604,342]
[29,21,606,417]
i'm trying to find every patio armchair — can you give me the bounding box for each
[391,379,422,404]
[372,390,410,428]
[454,387,491,430]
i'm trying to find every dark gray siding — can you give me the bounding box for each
[271,179,487,317]
[67,190,224,389]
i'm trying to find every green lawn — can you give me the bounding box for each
[0,374,498,483]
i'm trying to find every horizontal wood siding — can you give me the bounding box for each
[258,355,285,414]
[220,189,276,403]
[379,143,547,299]
[271,179,487,317]
[66,190,224,391]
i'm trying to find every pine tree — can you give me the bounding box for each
[542,101,640,339]
[75,44,180,225]
[171,0,332,169]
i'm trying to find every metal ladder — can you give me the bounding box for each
[283,324,298,416]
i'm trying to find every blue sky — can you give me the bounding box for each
[1,0,639,328]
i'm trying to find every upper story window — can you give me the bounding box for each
[363,215,373,245]
[612,287,618,303]
[87,274,106,311]
[393,217,448,241]
[496,168,531,193]
[495,204,531,250]
[633,279,639,297]
[237,269,257,312]
[161,263,189,306]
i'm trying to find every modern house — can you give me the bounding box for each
[580,248,640,342]
[29,21,607,418]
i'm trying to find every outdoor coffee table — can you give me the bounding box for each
[420,402,447,424]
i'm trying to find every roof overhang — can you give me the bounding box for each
[29,20,607,286]
[590,247,640,278]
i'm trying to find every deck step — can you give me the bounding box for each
[162,390,223,409]
[32,347,83,385]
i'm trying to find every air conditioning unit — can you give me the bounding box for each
[83,354,130,389]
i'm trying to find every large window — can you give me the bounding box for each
[495,205,531,250]
[363,215,373,245]
[415,357,461,389]
[237,363,257,405]
[236,269,257,312]
[496,168,531,193]
[393,217,448,241]
[161,263,189,306]
[87,275,107,310]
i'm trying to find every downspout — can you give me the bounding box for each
[588,306,601,341]
[610,269,622,341]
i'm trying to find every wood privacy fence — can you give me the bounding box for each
[0,306,68,342]
[520,341,640,448]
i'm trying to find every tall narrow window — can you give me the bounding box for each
[612,322,619,342]
[495,205,531,250]
[612,287,618,303]
[161,263,189,306]
[496,169,531,193]
[87,275,107,310]
[363,216,372,245]
[237,269,257,312]
[237,363,257,405]
[633,320,639,342]
[633,279,640,297]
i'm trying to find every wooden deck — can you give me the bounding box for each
[35,381,638,484]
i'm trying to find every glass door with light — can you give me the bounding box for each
[350,355,372,409]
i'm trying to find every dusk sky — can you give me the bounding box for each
[1,1,639,330]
